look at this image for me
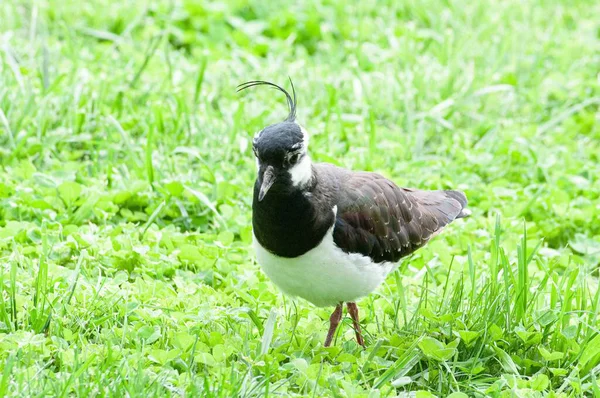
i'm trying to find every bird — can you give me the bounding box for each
[238,79,471,347]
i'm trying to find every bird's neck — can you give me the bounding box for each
[252,178,314,217]
[252,169,333,258]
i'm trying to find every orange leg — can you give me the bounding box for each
[346,302,365,347]
[324,303,343,347]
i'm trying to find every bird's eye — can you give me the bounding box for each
[288,153,300,165]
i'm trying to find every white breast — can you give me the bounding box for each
[253,225,398,307]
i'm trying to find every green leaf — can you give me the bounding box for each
[549,368,568,376]
[579,334,600,371]
[336,353,357,363]
[531,373,549,391]
[391,376,412,387]
[58,181,82,205]
[212,344,227,362]
[420,307,439,322]
[562,325,578,340]
[148,349,180,365]
[515,326,542,345]
[538,346,564,361]
[456,330,480,346]
[292,358,309,372]
[536,310,558,327]
[137,325,154,339]
[194,352,215,366]
[178,244,204,263]
[216,231,234,246]
[173,332,196,352]
[137,326,160,344]
[493,345,520,374]
[415,391,437,398]
[447,393,469,398]
[438,312,462,323]
[164,181,184,196]
[418,337,456,362]
[488,324,504,341]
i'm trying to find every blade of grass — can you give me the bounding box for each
[59,353,97,398]
[129,35,162,88]
[373,338,422,389]
[141,200,166,237]
[0,354,14,396]
[260,309,277,356]
[193,58,207,104]
[185,186,225,227]
[145,122,155,186]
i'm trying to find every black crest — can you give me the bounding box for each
[237,78,297,122]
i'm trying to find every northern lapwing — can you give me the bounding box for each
[238,80,471,347]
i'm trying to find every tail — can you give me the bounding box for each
[444,190,471,219]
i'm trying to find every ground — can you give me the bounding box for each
[1,0,600,396]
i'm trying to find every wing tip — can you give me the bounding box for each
[444,190,470,219]
[456,208,472,219]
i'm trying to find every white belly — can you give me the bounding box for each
[253,227,398,307]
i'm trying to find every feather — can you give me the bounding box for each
[328,167,468,263]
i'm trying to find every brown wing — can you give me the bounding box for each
[332,172,468,263]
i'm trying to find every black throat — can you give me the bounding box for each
[252,174,335,258]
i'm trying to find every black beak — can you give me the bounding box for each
[258,166,276,201]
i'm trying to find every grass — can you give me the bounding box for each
[1,0,599,396]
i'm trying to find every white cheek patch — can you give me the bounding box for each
[288,123,312,187]
[298,124,310,149]
[289,155,312,187]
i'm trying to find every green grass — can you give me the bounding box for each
[1,0,600,396]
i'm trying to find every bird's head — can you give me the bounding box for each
[238,80,313,201]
